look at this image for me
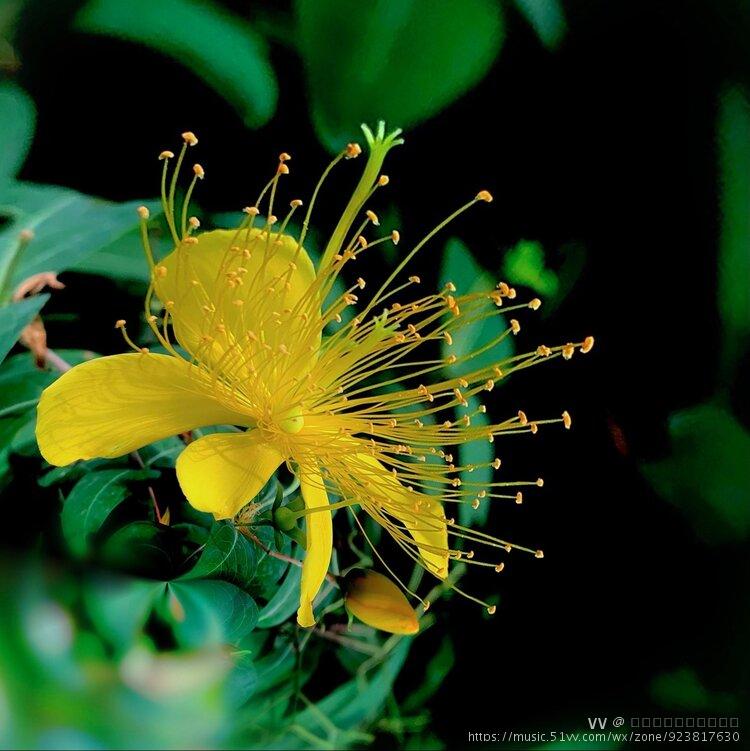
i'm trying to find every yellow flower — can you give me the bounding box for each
[36,124,593,628]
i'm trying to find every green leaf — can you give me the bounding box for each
[296,0,504,149]
[84,575,163,652]
[502,239,559,298]
[0,82,36,181]
[514,0,567,50]
[440,237,514,379]
[457,396,492,527]
[180,522,258,587]
[101,520,172,574]
[0,183,155,288]
[651,667,738,712]
[62,468,159,557]
[401,636,455,712]
[76,0,277,128]
[166,579,259,648]
[641,402,750,543]
[257,558,300,628]
[0,295,48,365]
[717,85,750,382]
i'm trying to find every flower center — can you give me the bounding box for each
[277,405,305,434]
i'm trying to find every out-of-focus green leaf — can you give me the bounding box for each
[717,85,750,381]
[62,469,159,557]
[76,0,277,128]
[502,239,559,298]
[0,295,48,364]
[0,182,156,287]
[514,0,567,50]
[166,579,259,648]
[71,219,171,284]
[84,575,163,652]
[296,0,504,149]
[180,522,258,587]
[651,667,738,712]
[401,636,454,713]
[0,82,35,181]
[457,396,492,528]
[102,520,171,574]
[257,557,300,628]
[440,237,514,378]
[245,524,292,599]
[641,402,750,542]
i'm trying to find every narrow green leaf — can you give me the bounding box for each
[62,468,159,557]
[76,0,277,127]
[457,396,492,527]
[257,558,300,628]
[0,82,35,181]
[717,85,750,382]
[0,295,48,365]
[296,0,504,149]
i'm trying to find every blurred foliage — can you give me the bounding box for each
[0,0,747,747]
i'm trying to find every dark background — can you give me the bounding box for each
[6,0,749,745]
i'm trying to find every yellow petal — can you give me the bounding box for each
[296,466,333,627]
[343,452,449,579]
[344,570,419,635]
[175,430,284,519]
[156,229,318,372]
[36,353,250,465]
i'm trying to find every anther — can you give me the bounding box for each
[137,206,150,220]
[484,379,494,391]
[139,347,149,354]
[536,477,544,487]
[409,275,421,284]
[366,210,380,226]
[510,319,521,334]
[562,410,572,429]
[562,343,575,360]
[492,459,501,470]
[535,550,545,559]
[182,131,198,146]
[243,206,260,216]
[155,265,168,278]
[476,190,494,203]
[487,605,497,615]
[188,216,200,229]
[530,422,539,434]
[494,563,505,573]
[517,410,528,425]
[581,335,595,353]
[529,298,542,310]
[158,150,174,160]
[443,331,453,345]
[391,230,400,244]
[356,277,366,289]
[277,163,289,175]
[290,199,303,208]
[193,164,205,179]
[114,319,126,329]
[515,492,523,504]
[279,152,291,162]
[472,499,480,510]
[183,237,198,245]
[445,281,457,293]
[345,143,362,158]
[536,345,552,357]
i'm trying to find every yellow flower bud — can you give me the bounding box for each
[343,570,419,635]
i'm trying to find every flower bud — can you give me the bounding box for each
[343,569,419,635]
